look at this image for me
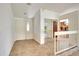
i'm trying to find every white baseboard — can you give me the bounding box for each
[8,39,15,56]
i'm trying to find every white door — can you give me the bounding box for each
[25,19,33,39]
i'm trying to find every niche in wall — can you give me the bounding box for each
[59,18,69,38]
[59,19,69,31]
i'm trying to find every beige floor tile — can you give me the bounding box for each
[10,39,54,56]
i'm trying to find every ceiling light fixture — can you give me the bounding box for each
[26,3,31,6]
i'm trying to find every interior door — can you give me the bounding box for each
[25,20,33,39]
[53,21,57,38]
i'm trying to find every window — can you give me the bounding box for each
[26,22,30,31]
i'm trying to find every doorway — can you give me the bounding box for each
[44,19,52,42]
[53,21,57,38]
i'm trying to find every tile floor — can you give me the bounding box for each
[10,39,54,56]
[69,50,79,56]
[10,38,79,56]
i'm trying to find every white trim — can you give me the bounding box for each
[8,39,15,56]
[55,31,77,35]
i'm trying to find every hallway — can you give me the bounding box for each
[10,39,54,56]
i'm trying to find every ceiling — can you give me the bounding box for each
[11,3,79,18]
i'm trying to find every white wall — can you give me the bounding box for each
[0,4,14,56]
[33,10,40,44]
